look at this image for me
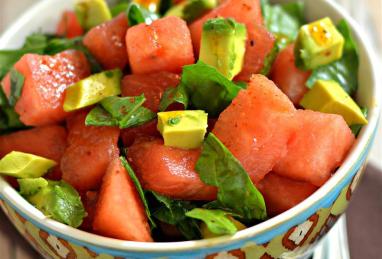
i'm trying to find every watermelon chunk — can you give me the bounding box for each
[121,120,160,147]
[61,111,120,191]
[92,157,152,242]
[257,173,318,216]
[189,0,263,54]
[273,110,355,187]
[0,125,67,180]
[2,50,90,126]
[56,10,84,39]
[80,191,98,231]
[270,44,311,105]
[83,13,129,70]
[126,16,195,74]
[213,74,296,183]
[127,138,217,200]
[121,72,180,112]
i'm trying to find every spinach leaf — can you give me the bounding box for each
[159,85,189,111]
[186,208,237,235]
[120,157,156,228]
[350,107,368,136]
[195,133,267,221]
[181,61,242,117]
[126,2,157,26]
[150,192,201,240]
[306,20,359,95]
[85,95,156,128]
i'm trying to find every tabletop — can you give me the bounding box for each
[0,1,381,259]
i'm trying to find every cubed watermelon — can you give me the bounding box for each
[213,74,296,183]
[270,44,311,105]
[121,72,180,112]
[83,13,129,70]
[127,138,217,200]
[61,111,120,191]
[126,16,195,74]
[273,110,355,187]
[121,120,160,147]
[2,50,90,126]
[92,157,152,242]
[257,173,318,216]
[80,191,98,231]
[56,10,84,39]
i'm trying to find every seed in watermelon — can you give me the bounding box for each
[121,72,180,112]
[92,157,152,242]
[213,74,296,184]
[270,44,311,105]
[273,109,355,187]
[83,13,129,70]
[257,173,318,216]
[2,50,91,126]
[56,10,84,39]
[126,16,195,74]
[127,138,217,200]
[61,111,120,191]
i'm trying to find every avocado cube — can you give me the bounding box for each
[165,0,218,23]
[300,80,368,125]
[199,18,247,80]
[0,151,57,179]
[157,110,208,149]
[75,0,112,30]
[18,178,49,196]
[295,17,345,70]
[64,69,122,112]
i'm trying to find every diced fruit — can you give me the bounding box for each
[295,17,345,70]
[92,158,152,242]
[75,0,112,30]
[270,44,311,105]
[63,69,122,112]
[189,0,263,54]
[213,74,296,183]
[0,151,56,178]
[165,0,218,23]
[273,110,355,187]
[56,11,84,39]
[121,72,181,112]
[300,80,368,125]
[200,18,247,80]
[127,138,217,200]
[257,173,318,216]
[80,191,98,231]
[121,120,160,147]
[157,110,208,149]
[83,13,129,70]
[18,178,49,196]
[126,16,195,74]
[61,111,120,191]
[2,51,90,126]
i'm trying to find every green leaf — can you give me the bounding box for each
[150,192,201,240]
[159,85,189,111]
[8,69,25,107]
[306,20,359,95]
[350,107,368,136]
[260,41,280,76]
[159,0,173,15]
[126,2,156,26]
[181,61,242,116]
[120,157,156,228]
[186,208,237,235]
[18,178,49,197]
[85,106,119,127]
[0,84,25,132]
[111,2,130,17]
[195,133,267,220]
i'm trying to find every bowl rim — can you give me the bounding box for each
[0,0,380,253]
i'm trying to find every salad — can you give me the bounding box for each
[0,0,367,242]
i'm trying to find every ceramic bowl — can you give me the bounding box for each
[0,0,380,258]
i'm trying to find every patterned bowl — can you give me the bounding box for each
[0,0,380,258]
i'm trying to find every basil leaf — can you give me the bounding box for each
[181,61,242,117]
[260,41,280,76]
[85,106,119,127]
[120,157,156,228]
[126,2,156,26]
[196,133,267,221]
[111,2,130,17]
[186,208,237,235]
[159,85,189,111]
[350,107,368,136]
[306,20,359,95]
[8,69,25,107]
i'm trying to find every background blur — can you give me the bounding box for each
[0,0,381,258]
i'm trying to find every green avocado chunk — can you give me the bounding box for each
[165,0,218,23]
[295,17,345,70]
[300,80,368,126]
[63,69,122,112]
[157,110,208,149]
[199,18,247,80]
[0,151,56,179]
[75,0,112,30]
[21,179,86,228]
